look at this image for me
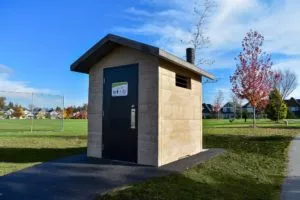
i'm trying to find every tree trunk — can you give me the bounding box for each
[240,106,242,120]
[253,107,256,128]
[234,104,236,119]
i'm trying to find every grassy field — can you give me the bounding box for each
[99,119,300,200]
[1,118,299,199]
[204,118,300,128]
[0,119,87,176]
[0,119,64,132]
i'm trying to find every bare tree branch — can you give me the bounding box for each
[231,93,243,119]
[276,69,298,99]
[189,0,217,66]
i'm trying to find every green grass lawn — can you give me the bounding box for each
[0,119,87,176]
[204,118,300,128]
[99,119,300,200]
[0,119,64,132]
[1,118,299,199]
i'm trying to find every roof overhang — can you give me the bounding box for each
[70,34,215,80]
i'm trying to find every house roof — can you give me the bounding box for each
[70,34,215,80]
[242,102,252,108]
[202,103,213,113]
[220,102,234,114]
[284,98,300,107]
[223,102,234,108]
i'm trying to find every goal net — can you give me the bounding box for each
[0,91,64,132]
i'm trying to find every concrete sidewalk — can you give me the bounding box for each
[281,135,300,200]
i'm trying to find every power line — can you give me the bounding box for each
[202,77,223,84]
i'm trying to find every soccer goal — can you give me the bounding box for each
[0,91,64,132]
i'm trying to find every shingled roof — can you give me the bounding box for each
[284,98,300,107]
[202,103,213,113]
[70,34,215,80]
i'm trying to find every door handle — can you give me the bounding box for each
[131,105,136,129]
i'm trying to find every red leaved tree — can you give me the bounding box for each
[230,30,276,127]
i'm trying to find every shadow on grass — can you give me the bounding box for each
[204,126,251,129]
[0,150,285,200]
[1,132,293,199]
[25,135,87,140]
[99,171,280,200]
[259,126,300,129]
[0,135,87,140]
[0,147,86,163]
[0,129,64,132]
[99,133,293,199]
[203,134,293,157]
[207,126,300,129]
[248,135,293,141]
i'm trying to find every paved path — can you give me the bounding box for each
[0,149,224,200]
[281,135,300,200]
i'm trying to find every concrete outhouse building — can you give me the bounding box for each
[71,34,215,166]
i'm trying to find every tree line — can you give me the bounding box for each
[0,97,88,119]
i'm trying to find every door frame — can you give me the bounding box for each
[101,63,139,163]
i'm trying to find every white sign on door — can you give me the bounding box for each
[112,82,128,97]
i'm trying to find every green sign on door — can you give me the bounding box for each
[112,82,128,97]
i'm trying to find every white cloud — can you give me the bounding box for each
[206,0,300,55]
[273,58,300,98]
[118,0,300,99]
[116,0,300,101]
[0,75,53,94]
[115,24,192,56]
[125,6,193,22]
[0,64,12,75]
[118,0,300,61]
[0,64,84,107]
[125,7,152,17]
[0,64,53,94]
[0,64,61,108]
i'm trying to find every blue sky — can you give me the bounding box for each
[0,0,299,106]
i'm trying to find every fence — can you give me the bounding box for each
[0,91,64,132]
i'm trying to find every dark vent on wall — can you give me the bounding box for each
[176,74,191,89]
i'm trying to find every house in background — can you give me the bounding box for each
[72,110,88,119]
[202,103,213,118]
[284,97,300,117]
[33,108,41,117]
[23,109,33,119]
[4,108,14,119]
[36,110,46,119]
[242,102,253,113]
[242,102,265,118]
[50,110,59,119]
[221,102,235,119]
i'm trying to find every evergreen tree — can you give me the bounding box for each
[266,89,287,121]
[242,110,249,122]
[8,102,14,109]
[0,97,5,109]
